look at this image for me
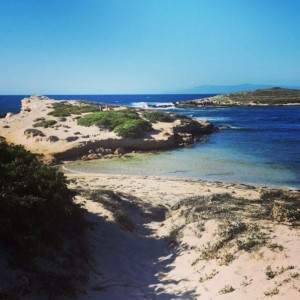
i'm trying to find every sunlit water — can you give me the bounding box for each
[1,95,299,188]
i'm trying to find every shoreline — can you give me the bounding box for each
[63,164,298,192]
[62,153,300,191]
[64,170,297,207]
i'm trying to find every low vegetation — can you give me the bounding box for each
[24,128,45,137]
[48,101,99,117]
[168,190,299,266]
[143,111,174,123]
[219,285,235,294]
[33,119,57,128]
[77,109,152,138]
[0,139,89,297]
[178,88,300,107]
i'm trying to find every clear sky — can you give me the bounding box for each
[0,0,299,94]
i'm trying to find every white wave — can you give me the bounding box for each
[155,102,175,108]
[196,116,230,122]
[218,124,242,130]
[131,101,175,109]
[131,102,150,109]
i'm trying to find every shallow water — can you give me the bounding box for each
[1,95,299,188]
[67,105,300,189]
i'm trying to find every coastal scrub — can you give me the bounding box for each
[77,109,152,138]
[48,101,99,117]
[143,111,174,123]
[0,139,88,258]
[0,139,89,297]
[33,119,57,128]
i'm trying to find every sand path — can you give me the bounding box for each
[66,172,300,299]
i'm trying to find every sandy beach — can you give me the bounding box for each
[65,171,300,299]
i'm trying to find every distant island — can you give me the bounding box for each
[176,88,300,108]
[180,83,300,94]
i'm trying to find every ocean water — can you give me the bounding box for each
[0,95,299,188]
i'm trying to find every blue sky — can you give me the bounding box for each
[0,0,299,94]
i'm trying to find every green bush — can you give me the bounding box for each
[48,101,99,117]
[24,128,45,137]
[0,139,87,259]
[114,119,152,138]
[77,109,152,138]
[143,111,174,123]
[77,109,138,129]
[33,119,57,128]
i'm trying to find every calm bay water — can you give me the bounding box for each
[1,95,299,188]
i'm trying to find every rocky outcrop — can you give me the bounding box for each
[5,112,14,119]
[114,147,126,156]
[173,119,215,146]
[53,136,176,160]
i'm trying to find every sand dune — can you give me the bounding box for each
[67,172,300,299]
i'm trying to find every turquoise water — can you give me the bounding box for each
[66,140,298,188]
[1,95,299,188]
[66,106,300,189]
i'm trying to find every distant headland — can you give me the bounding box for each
[176,87,300,108]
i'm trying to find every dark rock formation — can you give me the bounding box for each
[114,147,126,156]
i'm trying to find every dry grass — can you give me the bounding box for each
[168,190,299,266]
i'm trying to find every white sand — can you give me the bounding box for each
[66,172,300,299]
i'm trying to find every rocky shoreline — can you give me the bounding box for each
[0,96,215,162]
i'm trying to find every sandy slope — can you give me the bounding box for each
[66,172,300,299]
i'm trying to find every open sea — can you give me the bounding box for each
[1,94,299,189]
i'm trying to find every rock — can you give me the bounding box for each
[66,136,78,142]
[59,117,67,122]
[5,112,14,119]
[87,153,100,160]
[173,118,215,135]
[96,147,105,154]
[42,155,57,165]
[96,148,113,155]
[176,132,193,143]
[104,148,113,155]
[114,147,126,156]
[46,135,59,143]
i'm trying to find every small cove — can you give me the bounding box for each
[65,105,300,189]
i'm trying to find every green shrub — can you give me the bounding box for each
[48,101,99,117]
[33,119,57,128]
[0,139,87,259]
[77,109,138,129]
[114,119,152,138]
[143,111,174,123]
[24,128,45,137]
[33,117,45,122]
[77,109,152,138]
